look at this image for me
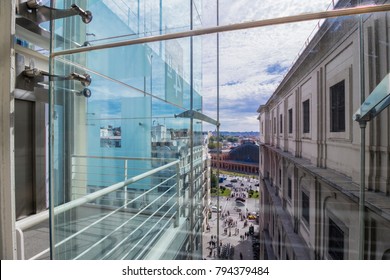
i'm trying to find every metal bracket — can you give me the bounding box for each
[175,110,220,127]
[23,68,91,86]
[22,67,92,97]
[18,1,93,24]
[353,73,390,122]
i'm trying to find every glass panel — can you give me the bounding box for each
[43,0,390,262]
[51,0,197,52]
[50,0,205,260]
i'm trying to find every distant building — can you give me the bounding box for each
[210,142,259,174]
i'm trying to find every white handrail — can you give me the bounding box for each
[16,159,179,231]
[52,4,390,58]
[73,179,177,259]
[55,159,179,215]
[15,159,179,259]
[58,173,177,251]
[106,197,177,260]
[130,203,177,260]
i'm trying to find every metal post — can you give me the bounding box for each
[159,0,163,55]
[216,0,220,260]
[175,162,180,228]
[189,0,195,259]
[358,121,366,259]
[51,5,390,58]
[0,0,17,260]
[358,0,366,260]
[137,0,140,34]
[124,159,128,209]
[150,54,153,94]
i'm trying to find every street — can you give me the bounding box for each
[203,175,260,260]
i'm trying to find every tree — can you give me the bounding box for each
[210,171,218,188]
[208,142,217,149]
[227,136,238,143]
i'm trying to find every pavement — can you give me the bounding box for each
[203,177,260,260]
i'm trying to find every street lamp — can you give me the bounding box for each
[353,73,390,123]
[353,72,390,260]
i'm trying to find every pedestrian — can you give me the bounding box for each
[240,252,243,260]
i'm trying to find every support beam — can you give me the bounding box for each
[52,4,390,57]
[0,0,17,259]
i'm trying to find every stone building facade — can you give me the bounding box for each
[257,0,390,260]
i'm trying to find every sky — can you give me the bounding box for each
[200,0,335,132]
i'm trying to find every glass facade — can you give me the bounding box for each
[3,0,389,262]
[49,0,205,260]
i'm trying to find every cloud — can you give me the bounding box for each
[266,63,289,75]
[201,0,333,132]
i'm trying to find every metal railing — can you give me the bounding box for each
[15,157,180,260]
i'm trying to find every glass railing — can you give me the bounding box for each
[49,0,204,260]
[16,158,181,260]
[53,157,180,260]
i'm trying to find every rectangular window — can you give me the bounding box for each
[287,178,292,199]
[301,191,310,225]
[288,108,293,134]
[330,80,345,132]
[273,117,276,134]
[303,99,310,133]
[328,218,344,260]
[279,169,282,185]
[279,114,283,133]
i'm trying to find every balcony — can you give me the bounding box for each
[15,156,201,260]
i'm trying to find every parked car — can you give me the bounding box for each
[210,206,221,212]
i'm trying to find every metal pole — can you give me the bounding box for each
[159,0,163,55]
[358,0,366,260]
[216,0,220,259]
[0,0,17,260]
[359,121,366,259]
[124,159,128,209]
[189,0,195,259]
[175,162,180,228]
[51,4,390,58]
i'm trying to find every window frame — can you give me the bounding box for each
[301,189,310,225]
[288,108,293,134]
[330,80,346,133]
[287,177,292,200]
[328,217,345,260]
[302,99,310,134]
[279,114,283,134]
[273,117,276,134]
